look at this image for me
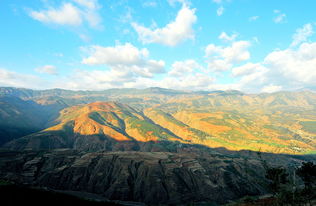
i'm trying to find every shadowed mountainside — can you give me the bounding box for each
[0,148,315,205]
[0,184,122,206]
[0,96,63,145]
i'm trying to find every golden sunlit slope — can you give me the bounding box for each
[171,109,315,154]
[4,101,185,151]
[143,107,316,154]
[146,91,316,154]
[47,101,181,142]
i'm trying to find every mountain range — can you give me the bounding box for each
[1,87,316,154]
[1,87,316,205]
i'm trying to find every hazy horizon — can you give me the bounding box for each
[2,85,316,94]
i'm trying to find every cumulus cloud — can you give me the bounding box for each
[159,73,214,90]
[29,3,82,26]
[82,43,165,78]
[131,5,197,46]
[60,69,136,90]
[155,59,214,90]
[232,63,263,77]
[168,59,202,76]
[0,68,47,89]
[205,40,251,71]
[78,1,102,28]
[62,57,214,91]
[73,0,98,10]
[117,73,214,91]
[82,43,149,65]
[264,42,316,86]
[291,23,314,47]
[216,6,224,16]
[158,60,214,90]
[234,64,268,91]
[52,39,316,92]
[35,65,58,75]
[231,41,316,92]
[29,0,101,28]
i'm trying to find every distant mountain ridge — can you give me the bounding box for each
[0,87,188,98]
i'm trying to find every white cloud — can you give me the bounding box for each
[54,39,316,92]
[234,64,268,91]
[62,57,214,91]
[168,59,202,77]
[273,10,286,24]
[82,43,149,65]
[218,32,238,42]
[261,84,282,93]
[131,5,197,46]
[0,68,47,89]
[205,40,251,71]
[232,62,263,77]
[159,73,214,90]
[217,6,224,16]
[119,73,214,91]
[61,69,214,91]
[232,41,316,92]
[73,0,98,10]
[143,59,214,90]
[82,43,165,78]
[249,16,259,22]
[207,59,232,72]
[291,23,314,47]
[29,0,102,28]
[60,69,136,90]
[264,42,316,85]
[35,65,58,75]
[29,3,82,26]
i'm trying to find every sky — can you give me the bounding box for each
[0,0,316,93]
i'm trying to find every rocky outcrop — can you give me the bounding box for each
[1,149,310,205]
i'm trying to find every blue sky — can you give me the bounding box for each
[0,0,316,92]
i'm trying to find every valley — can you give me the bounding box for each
[1,87,316,205]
